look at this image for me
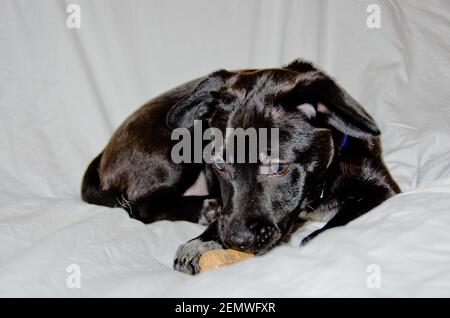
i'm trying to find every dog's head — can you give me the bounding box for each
[167,60,380,254]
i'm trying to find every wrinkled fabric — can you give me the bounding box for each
[0,0,449,297]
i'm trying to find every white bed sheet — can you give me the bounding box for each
[0,0,449,297]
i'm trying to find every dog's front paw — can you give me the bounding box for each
[198,198,222,225]
[173,239,222,275]
[300,229,323,246]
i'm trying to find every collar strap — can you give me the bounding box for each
[339,133,349,149]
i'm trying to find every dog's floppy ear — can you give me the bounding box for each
[284,62,380,138]
[166,70,231,129]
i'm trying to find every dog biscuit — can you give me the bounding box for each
[199,249,254,272]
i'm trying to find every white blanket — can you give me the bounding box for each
[1,0,449,297]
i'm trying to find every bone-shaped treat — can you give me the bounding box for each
[199,249,254,272]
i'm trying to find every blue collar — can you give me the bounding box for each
[340,134,349,149]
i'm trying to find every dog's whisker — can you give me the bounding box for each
[116,194,134,218]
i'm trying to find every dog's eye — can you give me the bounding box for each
[269,162,289,176]
[213,159,226,172]
[260,162,289,176]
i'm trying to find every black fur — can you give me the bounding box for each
[81,153,121,209]
[82,59,400,274]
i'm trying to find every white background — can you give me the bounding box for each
[0,0,449,297]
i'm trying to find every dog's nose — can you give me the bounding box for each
[225,232,254,251]
[255,225,275,247]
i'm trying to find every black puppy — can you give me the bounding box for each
[81,59,400,274]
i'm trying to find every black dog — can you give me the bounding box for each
[81,59,400,274]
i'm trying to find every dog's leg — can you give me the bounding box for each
[300,208,362,245]
[132,194,219,224]
[198,198,222,225]
[130,167,222,224]
[174,220,223,275]
[301,186,394,245]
